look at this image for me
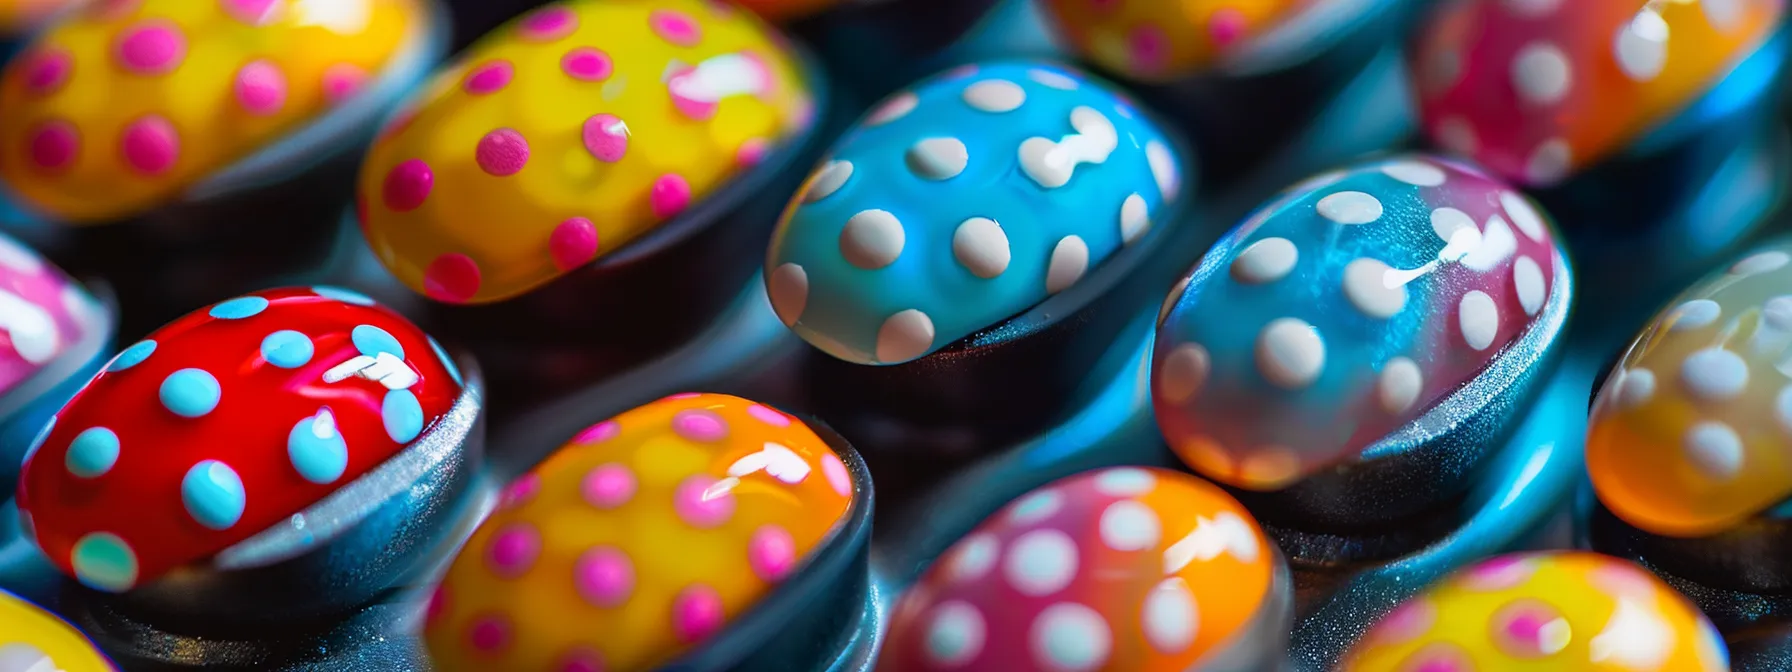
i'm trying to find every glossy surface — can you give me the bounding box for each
[424,393,855,672]
[766,60,1181,365]
[17,286,462,592]
[0,0,423,222]
[1411,0,1783,185]
[1038,0,1372,81]
[1588,238,1792,537]
[1154,155,1562,489]
[0,232,103,402]
[877,467,1278,671]
[1340,551,1728,671]
[0,589,116,672]
[359,0,814,304]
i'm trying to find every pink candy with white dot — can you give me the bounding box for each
[0,233,98,398]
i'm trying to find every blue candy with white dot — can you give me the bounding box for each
[181,460,246,530]
[64,427,118,478]
[260,330,314,369]
[352,324,405,359]
[287,409,348,484]
[312,285,376,306]
[108,340,156,372]
[159,368,221,418]
[71,532,138,592]
[765,60,1186,365]
[381,389,423,443]
[208,296,270,320]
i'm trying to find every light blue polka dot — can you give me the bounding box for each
[429,337,462,387]
[287,410,348,484]
[71,532,138,592]
[313,286,375,306]
[181,460,246,530]
[21,416,54,467]
[382,389,423,443]
[208,296,270,320]
[260,330,314,369]
[108,340,156,372]
[65,427,119,478]
[352,325,405,359]
[160,369,221,418]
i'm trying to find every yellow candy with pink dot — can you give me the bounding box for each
[0,0,424,223]
[0,589,117,671]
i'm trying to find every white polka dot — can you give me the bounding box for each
[939,218,1010,283]
[1436,116,1479,155]
[1459,290,1500,350]
[947,533,999,583]
[0,643,53,672]
[1502,0,1562,17]
[1029,69,1079,90]
[1461,214,1518,272]
[1231,237,1298,284]
[1731,251,1790,276]
[804,160,852,203]
[1256,317,1325,389]
[1502,191,1548,242]
[1093,468,1156,496]
[1704,0,1745,30]
[963,79,1026,112]
[1512,42,1572,106]
[1668,299,1721,331]
[1141,578,1198,654]
[1513,256,1546,316]
[1098,500,1160,552]
[1616,368,1656,410]
[1159,276,1189,324]
[1009,489,1062,524]
[1776,385,1792,436]
[840,209,905,269]
[1431,207,1475,244]
[926,601,987,667]
[866,92,917,125]
[1378,357,1423,414]
[1615,9,1668,81]
[1316,191,1384,224]
[1046,236,1090,294]
[1146,141,1179,201]
[907,137,969,180]
[1120,194,1151,244]
[1343,258,1407,319]
[0,290,59,364]
[1030,603,1111,672]
[1681,348,1748,401]
[768,263,807,327]
[1382,160,1447,187]
[876,310,934,364]
[1684,421,1744,480]
[1526,138,1573,185]
[1004,529,1079,596]
[0,235,43,273]
[1158,343,1209,404]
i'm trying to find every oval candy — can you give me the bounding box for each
[0,231,104,404]
[1038,0,1372,81]
[0,588,117,672]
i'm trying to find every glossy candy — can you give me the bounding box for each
[359,0,814,304]
[1038,0,1372,81]
[1153,156,1563,489]
[0,589,116,672]
[1410,0,1783,186]
[0,0,424,222]
[877,467,1284,671]
[1588,239,1792,537]
[16,286,462,592]
[424,393,855,672]
[1340,551,1729,671]
[0,231,104,405]
[766,60,1181,365]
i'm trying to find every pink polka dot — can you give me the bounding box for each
[561,47,613,82]
[581,464,636,509]
[559,648,606,672]
[668,69,717,121]
[498,473,540,509]
[574,546,634,608]
[671,584,724,643]
[581,113,628,162]
[1373,599,1436,645]
[748,525,796,581]
[116,20,186,75]
[468,614,511,653]
[234,59,287,115]
[323,63,367,104]
[1460,555,1536,591]
[424,253,482,303]
[821,454,851,497]
[518,5,577,41]
[1493,601,1568,657]
[222,0,280,25]
[1589,562,1659,599]
[573,420,619,444]
[649,9,703,47]
[673,475,735,529]
[550,217,599,271]
[120,115,178,175]
[382,159,433,211]
[463,60,513,95]
[1128,24,1168,74]
[1209,8,1248,46]
[425,585,448,627]
[475,128,530,176]
[22,48,71,95]
[746,404,790,427]
[650,174,691,219]
[737,138,769,168]
[672,409,728,442]
[487,524,541,578]
[27,120,77,172]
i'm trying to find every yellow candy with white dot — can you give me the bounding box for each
[0,589,116,671]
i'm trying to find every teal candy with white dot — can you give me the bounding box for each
[313,286,376,306]
[287,410,348,484]
[71,532,138,592]
[260,330,314,369]
[352,324,405,359]
[181,460,246,530]
[65,427,119,478]
[159,368,221,418]
[108,340,156,372]
[382,389,423,443]
[208,296,270,320]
